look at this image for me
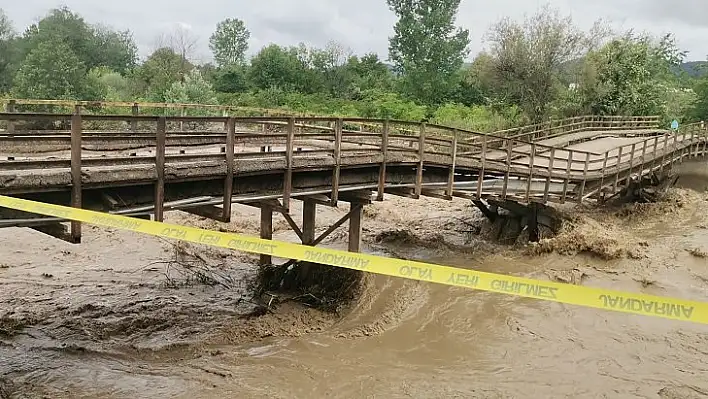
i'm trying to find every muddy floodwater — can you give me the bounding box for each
[3,163,708,398]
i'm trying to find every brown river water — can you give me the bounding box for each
[2,162,708,398]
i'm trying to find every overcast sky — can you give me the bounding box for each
[3,0,708,63]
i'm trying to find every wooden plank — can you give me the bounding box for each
[331,118,342,206]
[543,147,555,203]
[377,120,389,201]
[476,135,487,199]
[415,123,426,198]
[154,117,166,222]
[70,106,82,243]
[283,117,295,210]
[446,129,458,197]
[223,117,235,222]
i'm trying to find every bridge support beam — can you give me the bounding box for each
[70,106,82,243]
[260,204,273,266]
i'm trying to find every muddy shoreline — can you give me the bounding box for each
[2,163,708,398]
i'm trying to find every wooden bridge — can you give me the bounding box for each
[0,100,705,254]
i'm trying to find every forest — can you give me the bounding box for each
[1,1,708,132]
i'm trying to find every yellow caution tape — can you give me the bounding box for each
[0,194,706,325]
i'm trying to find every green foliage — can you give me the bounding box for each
[0,9,16,92]
[580,33,686,116]
[165,70,218,105]
[134,47,193,102]
[249,44,312,92]
[431,103,523,132]
[213,64,250,93]
[387,0,470,105]
[484,6,594,121]
[356,91,427,120]
[209,18,250,68]
[21,7,137,73]
[12,39,88,99]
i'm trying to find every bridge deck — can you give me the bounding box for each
[0,111,705,232]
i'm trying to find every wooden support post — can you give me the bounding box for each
[223,118,235,222]
[70,106,82,243]
[625,143,636,185]
[154,117,166,222]
[260,205,273,265]
[348,203,363,253]
[332,118,342,206]
[377,120,389,201]
[561,149,573,203]
[613,146,623,193]
[6,100,15,133]
[578,152,590,203]
[476,135,487,199]
[446,129,458,198]
[690,128,696,158]
[528,202,540,243]
[179,107,186,131]
[502,139,512,199]
[526,143,536,203]
[302,199,316,245]
[702,122,707,156]
[131,103,139,132]
[415,123,426,198]
[283,117,295,211]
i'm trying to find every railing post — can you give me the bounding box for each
[625,143,636,186]
[70,106,82,243]
[415,123,426,198]
[154,117,166,222]
[578,152,590,203]
[651,136,659,172]
[638,139,648,187]
[702,121,708,156]
[613,146,623,194]
[377,119,389,201]
[179,106,186,131]
[476,135,487,199]
[598,151,609,203]
[446,129,458,198]
[561,149,573,204]
[6,99,15,134]
[502,139,512,199]
[670,131,678,171]
[543,147,555,203]
[331,118,342,206]
[690,126,696,158]
[131,103,139,132]
[223,117,235,221]
[283,117,295,211]
[526,144,535,203]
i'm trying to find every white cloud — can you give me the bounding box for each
[3,0,706,62]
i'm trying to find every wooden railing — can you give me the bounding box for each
[0,104,702,207]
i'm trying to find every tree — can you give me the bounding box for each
[12,39,88,100]
[165,70,218,105]
[485,6,604,121]
[387,0,470,105]
[249,44,311,92]
[209,18,250,68]
[580,33,687,116]
[19,7,138,74]
[134,47,193,101]
[0,9,16,92]
[155,24,198,74]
